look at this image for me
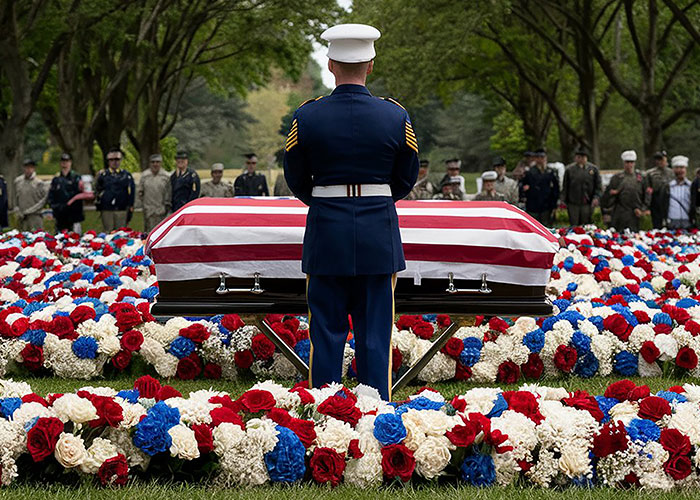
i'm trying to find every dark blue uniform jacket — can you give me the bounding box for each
[95,169,135,211]
[171,167,201,212]
[283,84,419,276]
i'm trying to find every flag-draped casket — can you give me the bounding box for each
[145,198,559,317]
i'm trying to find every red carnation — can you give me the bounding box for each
[26,417,64,462]
[271,322,296,347]
[604,379,636,401]
[633,310,651,324]
[120,329,143,352]
[290,385,315,405]
[348,439,364,459]
[437,314,451,328]
[502,391,544,424]
[496,361,520,384]
[310,447,346,486]
[192,424,214,454]
[441,337,463,358]
[114,306,142,332]
[521,353,544,380]
[628,385,650,400]
[396,315,420,331]
[553,345,577,373]
[239,389,276,413]
[22,393,48,407]
[221,314,245,332]
[603,313,633,341]
[562,390,605,422]
[10,317,28,336]
[111,350,132,371]
[392,347,403,372]
[179,324,210,343]
[445,419,480,448]
[287,418,317,448]
[665,455,692,480]
[20,344,44,372]
[210,407,244,428]
[203,362,222,379]
[676,347,698,370]
[283,316,300,333]
[234,349,254,369]
[155,385,182,401]
[660,428,691,456]
[381,443,416,482]
[49,316,76,340]
[134,375,161,398]
[411,320,434,339]
[251,334,275,360]
[176,353,202,380]
[638,396,672,421]
[640,341,661,364]
[685,320,700,336]
[592,421,628,458]
[317,395,361,427]
[488,317,509,333]
[455,363,472,380]
[71,307,96,329]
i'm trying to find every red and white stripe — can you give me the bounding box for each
[146,198,559,286]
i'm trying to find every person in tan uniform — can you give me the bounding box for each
[602,150,646,231]
[200,163,233,198]
[492,157,518,204]
[137,154,171,234]
[644,150,675,229]
[474,171,506,201]
[13,158,48,231]
[406,159,435,200]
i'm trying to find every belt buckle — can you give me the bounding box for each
[346,184,361,197]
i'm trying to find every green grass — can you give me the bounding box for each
[7,209,146,234]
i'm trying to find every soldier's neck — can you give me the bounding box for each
[334,76,367,87]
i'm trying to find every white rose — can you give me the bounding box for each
[54,433,86,468]
[168,424,200,460]
[52,394,98,424]
[80,437,119,474]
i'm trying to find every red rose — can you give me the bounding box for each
[502,391,544,424]
[111,350,132,371]
[119,330,143,352]
[411,320,434,339]
[496,361,520,384]
[381,443,416,482]
[628,385,650,400]
[290,386,315,405]
[239,389,276,413]
[176,353,202,380]
[221,314,245,332]
[155,385,182,401]
[26,417,64,462]
[676,347,698,370]
[664,455,692,480]
[192,424,214,454]
[592,421,628,458]
[49,316,76,340]
[179,324,210,343]
[114,305,142,331]
[441,337,464,358]
[521,353,544,380]
[203,363,222,379]
[22,393,48,407]
[633,310,651,324]
[310,447,346,486]
[437,314,451,328]
[654,323,673,335]
[640,341,661,363]
[11,317,29,336]
[553,345,577,373]
[286,418,317,448]
[317,395,361,427]
[396,315,420,331]
[20,344,44,372]
[251,334,275,360]
[97,453,129,486]
[136,302,154,323]
[604,379,636,401]
[234,349,254,369]
[562,390,605,422]
[603,314,633,341]
[134,375,161,398]
[210,395,243,413]
[638,396,672,421]
[210,407,244,428]
[685,320,700,336]
[488,317,509,333]
[87,395,124,428]
[660,428,691,456]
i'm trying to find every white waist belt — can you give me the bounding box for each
[312,184,392,198]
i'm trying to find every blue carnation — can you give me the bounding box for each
[20,329,46,347]
[460,453,496,486]
[558,310,585,327]
[265,425,306,483]
[422,314,437,323]
[523,329,545,353]
[460,337,482,366]
[541,316,557,332]
[373,413,407,445]
[553,299,570,312]
[589,316,604,331]
[573,351,599,378]
[656,390,687,405]
[117,389,140,404]
[396,397,444,415]
[594,260,609,273]
[486,393,508,418]
[614,351,638,376]
[11,299,28,309]
[621,255,635,266]
[610,304,638,326]
[169,336,196,359]
[0,398,22,419]
[652,312,673,326]
[104,275,122,287]
[72,336,98,359]
[595,396,619,423]
[294,339,311,364]
[22,302,48,316]
[626,418,660,443]
[672,278,681,289]
[571,330,591,354]
[133,401,180,456]
[563,256,574,271]
[462,337,482,350]
[140,286,159,301]
[567,282,578,292]
[677,298,700,309]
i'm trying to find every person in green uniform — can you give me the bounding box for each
[562,148,602,226]
[602,150,646,232]
[474,171,506,201]
[643,150,674,229]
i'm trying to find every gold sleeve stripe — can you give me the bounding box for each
[405,121,418,152]
[285,119,299,151]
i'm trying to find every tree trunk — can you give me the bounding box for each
[0,127,24,208]
[640,105,663,169]
[557,122,577,164]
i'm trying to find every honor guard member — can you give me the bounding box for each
[170,151,200,212]
[601,150,646,231]
[0,175,8,229]
[234,153,269,196]
[48,152,85,233]
[492,156,519,204]
[14,158,48,231]
[474,171,505,201]
[520,148,559,226]
[283,24,419,401]
[406,159,434,200]
[562,148,602,226]
[138,154,171,233]
[644,150,674,229]
[200,163,234,198]
[95,148,135,232]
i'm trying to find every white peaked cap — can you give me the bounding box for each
[481,171,498,181]
[672,155,689,167]
[321,24,381,63]
[621,150,637,162]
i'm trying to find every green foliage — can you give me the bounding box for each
[490,109,528,168]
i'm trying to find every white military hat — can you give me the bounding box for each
[211,162,224,171]
[621,150,637,162]
[321,24,381,63]
[671,155,689,167]
[481,170,498,181]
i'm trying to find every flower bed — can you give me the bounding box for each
[3,227,700,383]
[2,376,700,489]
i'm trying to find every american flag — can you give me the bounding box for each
[145,198,559,286]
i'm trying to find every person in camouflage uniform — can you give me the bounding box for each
[406,159,435,200]
[433,177,464,200]
[474,171,506,201]
[602,150,646,231]
[492,156,518,204]
[137,154,171,234]
[644,150,675,229]
[562,148,602,226]
[200,163,233,198]
[14,158,48,231]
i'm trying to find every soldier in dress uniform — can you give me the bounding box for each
[644,150,674,229]
[95,148,135,232]
[283,24,418,401]
[200,163,233,198]
[48,152,85,233]
[474,171,505,201]
[492,156,518,204]
[562,148,602,226]
[14,158,48,231]
[170,151,200,212]
[520,148,559,226]
[602,150,646,231]
[0,175,8,230]
[137,154,171,233]
[234,153,269,196]
[406,159,434,200]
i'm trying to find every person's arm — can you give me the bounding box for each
[191,171,200,200]
[561,169,569,205]
[261,175,269,196]
[593,167,602,205]
[136,174,145,209]
[390,112,419,201]
[284,113,313,205]
[23,182,49,215]
[127,174,135,210]
[550,171,560,210]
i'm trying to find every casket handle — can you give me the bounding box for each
[446,272,492,294]
[216,273,265,295]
